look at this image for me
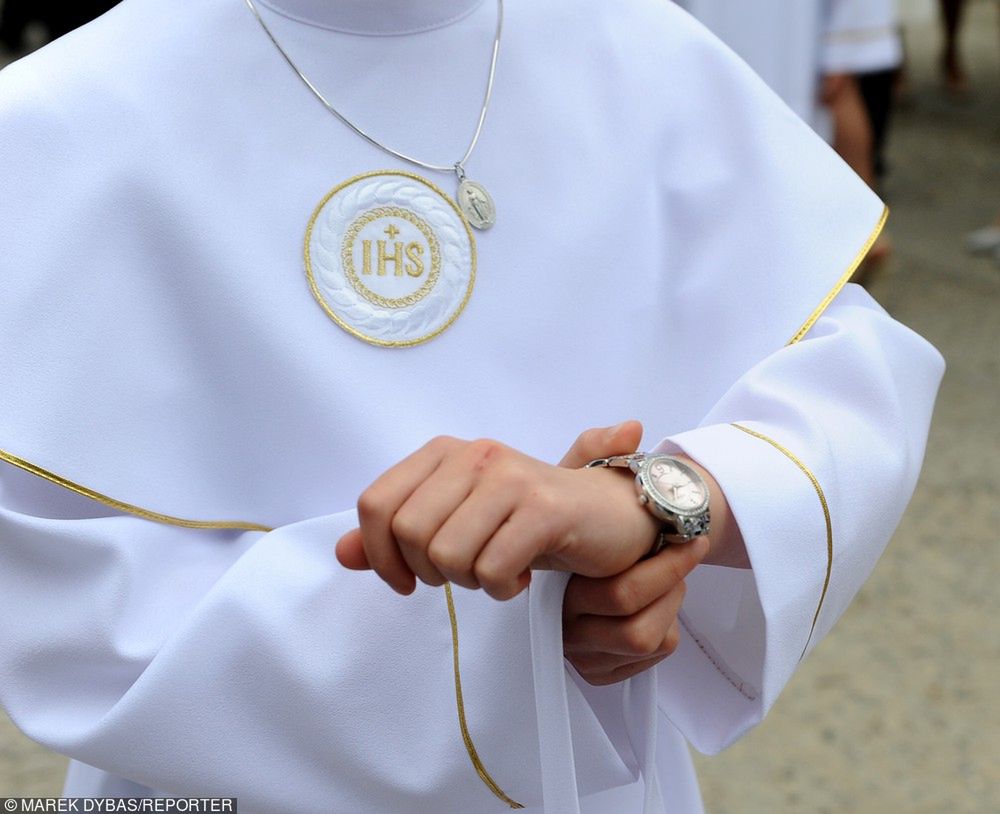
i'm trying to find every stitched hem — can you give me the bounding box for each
[678,612,759,702]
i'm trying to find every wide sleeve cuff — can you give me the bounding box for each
[648,420,834,754]
[822,29,903,74]
[822,0,902,75]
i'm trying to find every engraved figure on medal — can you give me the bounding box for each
[305,171,477,348]
[457,180,496,230]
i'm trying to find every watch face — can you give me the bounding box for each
[646,457,709,513]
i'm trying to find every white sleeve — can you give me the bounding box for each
[823,0,903,74]
[0,485,369,807]
[0,458,637,812]
[649,283,943,754]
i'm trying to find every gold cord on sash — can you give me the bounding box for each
[445,584,525,808]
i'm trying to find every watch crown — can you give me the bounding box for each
[638,494,649,505]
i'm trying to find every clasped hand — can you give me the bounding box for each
[336,421,709,684]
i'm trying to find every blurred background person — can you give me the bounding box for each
[939,0,970,93]
[675,0,901,145]
[675,0,902,276]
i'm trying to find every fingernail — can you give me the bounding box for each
[394,577,416,596]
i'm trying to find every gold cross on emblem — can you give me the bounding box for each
[384,223,400,240]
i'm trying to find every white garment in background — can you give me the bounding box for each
[677,0,902,137]
[897,0,935,25]
[0,0,942,811]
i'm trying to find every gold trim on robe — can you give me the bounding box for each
[787,205,889,346]
[729,424,833,660]
[740,203,887,657]
[0,447,517,807]
[0,448,273,532]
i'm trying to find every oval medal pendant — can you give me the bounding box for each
[456,179,496,230]
[305,171,476,348]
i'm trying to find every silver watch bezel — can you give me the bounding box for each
[585,452,711,546]
[633,455,710,537]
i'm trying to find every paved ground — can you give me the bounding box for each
[2,1,998,810]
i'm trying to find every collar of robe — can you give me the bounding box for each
[254,0,487,34]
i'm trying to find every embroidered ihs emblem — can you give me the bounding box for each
[305,171,476,347]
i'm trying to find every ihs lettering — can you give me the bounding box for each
[361,223,425,277]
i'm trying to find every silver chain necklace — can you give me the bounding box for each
[243,0,503,230]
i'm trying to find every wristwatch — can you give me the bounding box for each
[586,453,711,557]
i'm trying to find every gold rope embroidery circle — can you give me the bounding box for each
[341,205,442,309]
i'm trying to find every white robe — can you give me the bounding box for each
[0,0,942,811]
[676,0,902,137]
